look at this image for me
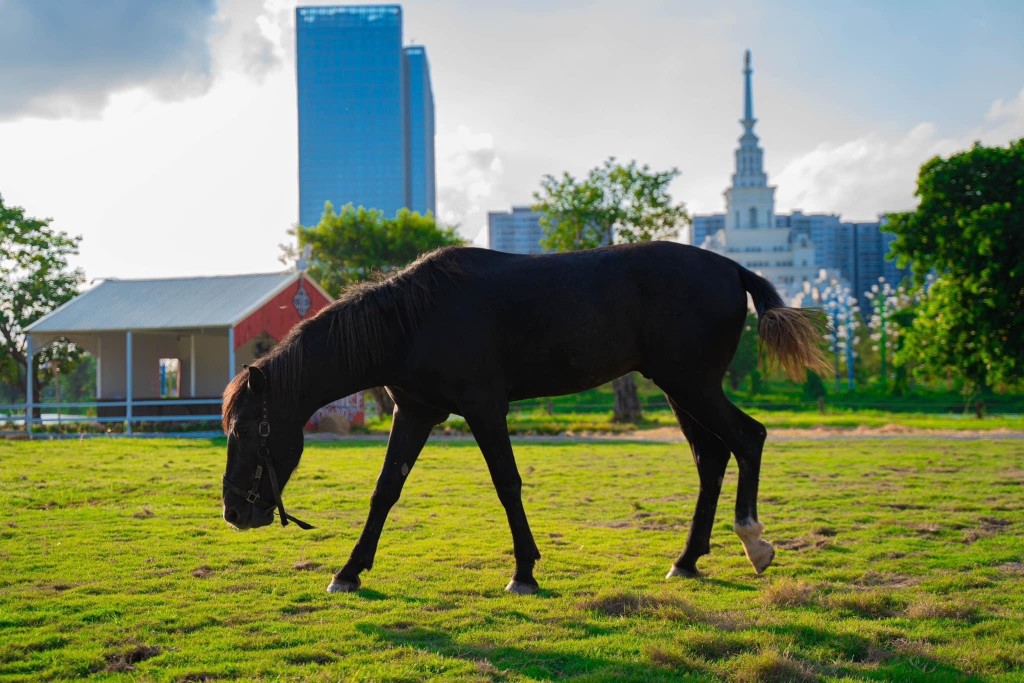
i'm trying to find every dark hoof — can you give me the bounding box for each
[327,577,360,593]
[666,564,700,579]
[505,579,539,595]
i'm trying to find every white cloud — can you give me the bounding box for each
[775,87,1024,220]
[436,125,506,242]
[0,0,301,279]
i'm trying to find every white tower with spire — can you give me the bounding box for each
[724,50,776,230]
[702,50,818,302]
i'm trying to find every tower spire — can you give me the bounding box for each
[726,48,772,228]
[742,49,755,128]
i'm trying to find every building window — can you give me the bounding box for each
[749,207,757,228]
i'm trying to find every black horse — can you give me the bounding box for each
[221,242,828,594]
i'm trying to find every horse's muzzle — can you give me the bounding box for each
[223,502,275,530]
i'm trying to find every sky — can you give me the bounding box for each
[1,0,1023,281]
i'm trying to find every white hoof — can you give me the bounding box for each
[735,520,775,575]
[326,579,360,593]
[505,580,539,595]
[666,565,699,579]
[746,539,775,574]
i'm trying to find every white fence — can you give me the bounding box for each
[1,398,223,436]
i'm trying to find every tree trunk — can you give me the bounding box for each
[612,373,643,423]
[369,386,395,419]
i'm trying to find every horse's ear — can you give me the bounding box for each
[247,365,267,394]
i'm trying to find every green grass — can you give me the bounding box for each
[2,437,1023,681]
[359,408,1024,436]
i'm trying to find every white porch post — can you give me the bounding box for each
[189,334,196,398]
[25,336,34,436]
[95,336,102,398]
[227,327,235,384]
[125,331,133,435]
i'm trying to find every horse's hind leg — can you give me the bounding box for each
[463,411,541,595]
[328,397,447,593]
[660,384,773,575]
[665,398,730,578]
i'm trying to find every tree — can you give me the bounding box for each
[0,194,85,407]
[725,314,759,391]
[888,139,1024,392]
[285,203,465,416]
[287,203,464,297]
[533,158,689,422]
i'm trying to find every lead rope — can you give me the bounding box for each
[258,398,315,530]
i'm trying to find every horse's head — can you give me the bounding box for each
[221,365,308,530]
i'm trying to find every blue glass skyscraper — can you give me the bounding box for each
[296,5,436,227]
[403,45,435,217]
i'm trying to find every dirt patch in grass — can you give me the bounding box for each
[191,566,213,578]
[777,533,830,551]
[132,507,155,519]
[905,598,981,621]
[474,658,503,677]
[647,645,705,671]
[101,645,161,673]
[281,605,320,617]
[728,649,817,682]
[881,503,927,511]
[855,571,918,589]
[683,631,749,660]
[826,590,907,618]
[997,561,1024,575]
[293,560,321,571]
[998,468,1024,485]
[963,516,1012,544]
[579,591,693,617]
[762,578,815,607]
[579,591,750,631]
[283,649,335,665]
[890,637,936,659]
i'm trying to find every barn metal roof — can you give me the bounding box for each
[26,272,304,334]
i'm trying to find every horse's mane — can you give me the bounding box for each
[222,247,464,432]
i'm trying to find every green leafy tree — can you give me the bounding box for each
[0,194,85,406]
[888,139,1024,393]
[288,203,464,298]
[285,203,464,416]
[533,158,689,422]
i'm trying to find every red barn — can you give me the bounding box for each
[24,270,362,434]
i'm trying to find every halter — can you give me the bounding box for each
[223,395,314,530]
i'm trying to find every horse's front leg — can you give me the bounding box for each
[668,412,730,578]
[328,402,443,593]
[464,412,542,595]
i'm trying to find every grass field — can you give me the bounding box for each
[360,409,1024,436]
[1,436,1023,681]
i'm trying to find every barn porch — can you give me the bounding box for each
[22,270,335,434]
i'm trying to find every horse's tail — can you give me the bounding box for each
[739,267,831,382]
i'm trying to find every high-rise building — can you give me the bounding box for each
[295,5,435,227]
[488,206,549,254]
[694,51,903,305]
